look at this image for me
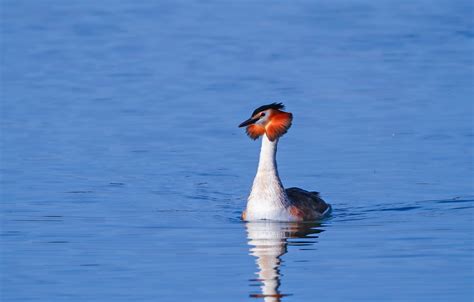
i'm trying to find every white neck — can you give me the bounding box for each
[257,134,279,175]
[246,135,291,220]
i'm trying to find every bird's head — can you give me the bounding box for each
[238,102,293,141]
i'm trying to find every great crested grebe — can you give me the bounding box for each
[239,103,331,221]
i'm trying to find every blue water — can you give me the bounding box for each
[1,1,473,301]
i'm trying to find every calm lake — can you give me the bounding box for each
[1,0,473,301]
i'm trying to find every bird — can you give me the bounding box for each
[238,102,331,221]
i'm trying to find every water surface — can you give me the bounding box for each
[1,0,473,301]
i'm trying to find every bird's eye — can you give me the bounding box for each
[260,112,266,117]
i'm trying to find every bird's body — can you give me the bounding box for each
[239,103,331,222]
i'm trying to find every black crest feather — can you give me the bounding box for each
[251,102,285,116]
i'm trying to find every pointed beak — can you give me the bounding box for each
[238,116,259,128]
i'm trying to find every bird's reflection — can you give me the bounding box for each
[245,221,324,302]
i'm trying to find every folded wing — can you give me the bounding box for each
[285,187,331,220]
